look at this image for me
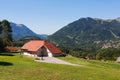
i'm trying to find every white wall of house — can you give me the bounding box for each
[23,47,61,57]
[46,48,53,57]
[116,57,120,63]
[23,52,31,56]
[23,52,36,57]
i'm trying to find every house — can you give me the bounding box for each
[21,40,62,57]
[116,57,120,63]
[5,46,18,52]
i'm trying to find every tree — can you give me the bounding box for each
[0,20,13,52]
[0,37,5,52]
[96,48,120,61]
[1,20,12,46]
[0,21,2,34]
[96,53,102,60]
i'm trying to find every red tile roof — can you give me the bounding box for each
[45,41,62,53]
[21,40,62,54]
[21,40,44,52]
[5,46,17,52]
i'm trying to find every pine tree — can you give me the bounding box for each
[1,20,12,46]
[0,20,12,52]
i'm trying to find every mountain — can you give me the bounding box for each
[37,34,48,39]
[10,22,48,40]
[47,17,120,48]
[10,22,38,39]
[13,36,41,46]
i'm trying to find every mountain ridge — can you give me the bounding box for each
[10,22,47,40]
[47,17,120,48]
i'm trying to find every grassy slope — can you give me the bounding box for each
[0,53,120,80]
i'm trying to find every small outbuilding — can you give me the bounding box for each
[5,46,18,52]
[116,57,120,63]
[21,40,62,57]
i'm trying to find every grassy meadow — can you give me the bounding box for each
[0,53,120,80]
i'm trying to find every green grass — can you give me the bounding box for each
[0,53,120,80]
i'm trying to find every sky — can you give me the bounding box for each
[0,0,120,35]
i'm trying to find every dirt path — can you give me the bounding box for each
[35,57,79,66]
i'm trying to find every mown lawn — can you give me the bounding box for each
[0,53,120,80]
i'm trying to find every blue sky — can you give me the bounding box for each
[0,0,120,34]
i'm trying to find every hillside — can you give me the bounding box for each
[10,22,39,39]
[0,53,120,80]
[10,22,48,40]
[47,17,120,48]
[13,36,41,46]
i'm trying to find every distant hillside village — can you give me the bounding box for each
[0,18,120,62]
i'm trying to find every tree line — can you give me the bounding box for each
[59,46,120,61]
[0,20,12,52]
